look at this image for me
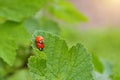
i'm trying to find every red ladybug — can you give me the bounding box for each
[35,36,44,51]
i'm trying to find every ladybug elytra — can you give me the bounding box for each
[35,36,44,51]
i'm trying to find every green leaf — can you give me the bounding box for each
[110,70,120,80]
[24,18,40,34]
[0,28,16,66]
[24,17,60,34]
[0,21,30,66]
[0,0,46,22]
[67,44,94,80]
[28,31,94,80]
[92,54,104,73]
[48,1,88,23]
[28,50,47,80]
[94,60,113,80]
[0,39,16,66]
[6,69,32,80]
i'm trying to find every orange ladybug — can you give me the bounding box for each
[35,36,44,51]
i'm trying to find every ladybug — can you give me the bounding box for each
[35,36,44,51]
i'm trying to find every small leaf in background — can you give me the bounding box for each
[92,53,104,73]
[6,69,32,80]
[24,18,40,34]
[94,60,113,80]
[0,25,17,66]
[39,17,61,35]
[24,17,60,35]
[0,38,16,66]
[47,1,88,23]
[28,31,94,80]
[110,69,120,80]
[0,55,14,77]
[0,0,46,22]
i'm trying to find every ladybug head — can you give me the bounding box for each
[36,36,44,43]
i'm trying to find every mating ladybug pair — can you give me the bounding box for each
[35,36,44,51]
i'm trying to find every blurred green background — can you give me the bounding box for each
[0,0,120,80]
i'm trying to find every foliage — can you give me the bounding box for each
[0,0,46,22]
[0,0,119,80]
[47,1,88,23]
[24,17,60,35]
[92,54,104,73]
[28,31,94,80]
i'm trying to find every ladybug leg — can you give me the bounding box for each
[39,48,43,51]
